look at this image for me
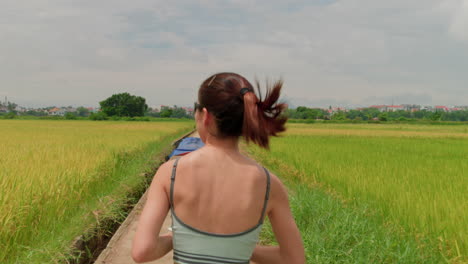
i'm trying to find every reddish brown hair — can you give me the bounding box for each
[198,72,287,149]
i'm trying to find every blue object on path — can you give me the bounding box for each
[168,137,205,158]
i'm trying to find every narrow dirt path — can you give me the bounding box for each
[94,190,173,264]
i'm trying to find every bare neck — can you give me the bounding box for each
[203,134,240,154]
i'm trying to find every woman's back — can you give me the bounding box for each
[171,145,270,234]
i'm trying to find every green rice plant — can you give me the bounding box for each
[249,123,467,263]
[259,176,445,263]
[0,120,193,263]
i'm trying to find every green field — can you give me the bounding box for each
[0,120,193,263]
[2,120,466,263]
[249,123,467,263]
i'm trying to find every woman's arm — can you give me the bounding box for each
[251,174,306,264]
[132,161,174,263]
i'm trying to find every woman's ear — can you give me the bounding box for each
[202,108,219,136]
[202,107,211,126]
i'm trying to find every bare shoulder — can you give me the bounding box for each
[264,170,290,214]
[154,159,176,179]
[149,158,178,195]
[267,171,288,199]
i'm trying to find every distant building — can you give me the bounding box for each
[450,107,463,111]
[435,106,449,112]
[65,107,77,113]
[387,105,405,112]
[454,105,468,110]
[85,107,99,113]
[420,106,432,111]
[148,107,160,113]
[369,105,387,112]
[182,106,194,116]
[370,104,415,112]
[14,106,27,113]
[327,107,346,114]
[402,104,420,112]
[49,107,66,116]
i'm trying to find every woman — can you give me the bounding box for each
[132,72,305,264]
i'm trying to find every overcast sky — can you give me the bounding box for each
[1,0,467,108]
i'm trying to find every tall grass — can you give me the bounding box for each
[248,123,467,263]
[0,120,193,263]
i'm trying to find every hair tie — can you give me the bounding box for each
[240,87,253,96]
[207,75,217,86]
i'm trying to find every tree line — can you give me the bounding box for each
[3,93,467,122]
[1,93,192,120]
[287,106,468,122]
[91,93,192,120]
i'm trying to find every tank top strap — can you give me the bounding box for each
[258,167,271,224]
[169,157,181,208]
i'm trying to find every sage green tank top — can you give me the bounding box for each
[169,157,271,264]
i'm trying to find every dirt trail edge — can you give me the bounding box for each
[94,189,173,264]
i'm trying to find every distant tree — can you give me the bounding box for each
[378,112,388,121]
[7,102,17,113]
[361,108,380,120]
[4,112,17,119]
[346,110,363,120]
[89,112,108,121]
[65,112,77,120]
[76,106,90,117]
[331,111,346,120]
[287,106,327,119]
[386,110,409,120]
[430,111,442,121]
[412,110,427,119]
[160,107,173,118]
[445,110,468,121]
[171,106,188,118]
[25,110,47,116]
[145,107,158,117]
[99,93,148,117]
[146,110,161,117]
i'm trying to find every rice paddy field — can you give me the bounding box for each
[249,123,467,263]
[0,119,193,263]
[2,119,467,263]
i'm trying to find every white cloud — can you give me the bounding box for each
[0,0,467,107]
[449,0,468,41]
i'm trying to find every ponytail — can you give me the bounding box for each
[242,80,287,149]
[198,72,287,148]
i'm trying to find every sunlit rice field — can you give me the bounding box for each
[0,120,193,263]
[249,123,467,261]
